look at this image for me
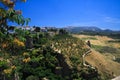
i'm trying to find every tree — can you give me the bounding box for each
[0,0,30,33]
[59,29,68,35]
[86,40,91,47]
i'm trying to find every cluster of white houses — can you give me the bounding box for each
[7,26,68,35]
[8,26,50,33]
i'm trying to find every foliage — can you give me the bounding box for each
[81,37,97,40]
[92,45,103,52]
[114,58,120,63]
[99,46,118,53]
[15,28,29,41]
[5,46,63,80]
[26,75,39,80]
[53,34,73,40]
[0,34,25,55]
[78,30,120,39]
[0,29,102,80]
[7,9,30,25]
[59,29,68,35]
[107,40,120,43]
[0,60,8,69]
[0,0,30,33]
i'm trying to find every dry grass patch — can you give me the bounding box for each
[85,49,120,77]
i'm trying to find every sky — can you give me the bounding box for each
[13,0,120,30]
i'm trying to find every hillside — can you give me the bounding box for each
[73,34,120,79]
[72,34,120,61]
[86,49,120,78]
[51,35,99,79]
[51,34,120,79]
[0,30,100,80]
[1,28,120,80]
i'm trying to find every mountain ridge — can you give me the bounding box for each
[65,26,120,33]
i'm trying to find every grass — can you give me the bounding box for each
[81,37,97,40]
[91,45,103,52]
[92,45,119,54]
[107,39,120,43]
[72,34,120,78]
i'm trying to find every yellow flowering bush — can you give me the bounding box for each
[23,57,30,63]
[3,65,16,75]
[2,43,7,48]
[3,69,12,74]
[23,52,29,56]
[11,65,16,69]
[1,41,9,49]
[13,38,25,47]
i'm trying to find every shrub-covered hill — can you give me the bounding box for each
[51,35,95,79]
[0,31,102,80]
[51,35,87,70]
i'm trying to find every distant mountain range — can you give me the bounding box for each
[64,26,120,34]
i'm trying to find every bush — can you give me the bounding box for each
[99,46,118,53]
[0,60,8,69]
[114,58,120,63]
[92,45,119,54]
[14,46,64,80]
[26,75,39,80]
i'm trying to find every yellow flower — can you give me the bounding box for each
[6,59,10,63]
[2,43,7,48]
[3,69,12,74]
[23,52,29,56]
[22,59,26,63]
[11,65,16,69]
[13,38,25,47]
[23,57,30,63]
[27,57,30,61]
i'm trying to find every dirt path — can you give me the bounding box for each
[82,49,93,68]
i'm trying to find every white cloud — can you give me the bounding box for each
[104,17,120,23]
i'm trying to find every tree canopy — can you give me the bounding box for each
[0,0,30,32]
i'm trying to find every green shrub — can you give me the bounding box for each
[114,58,120,63]
[81,37,97,41]
[0,60,8,69]
[92,45,119,54]
[99,46,118,53]
[26,75,39,80]
[70,56,81,66]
